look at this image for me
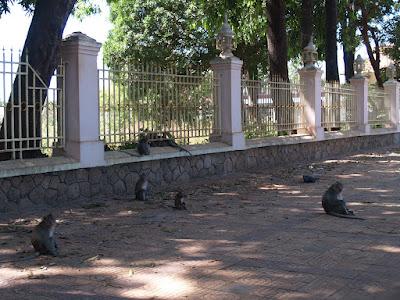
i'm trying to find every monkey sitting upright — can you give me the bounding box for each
[322,182,364,219]
[135,174,149,201]
[174,191,187,210]
[137,133,150,155]
[31,214,59,256]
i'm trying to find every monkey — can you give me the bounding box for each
[321,182,364,220]
[137,133,150,156]
[163,138,192,156]
[31,214,59,256]
[135,174,149,201]
[174,191,187,210]
[145,130,192,155]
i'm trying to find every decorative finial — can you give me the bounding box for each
[216,14,235,59]
[302,38,318,69]
[386,63,396,82]
[354,54,365,78]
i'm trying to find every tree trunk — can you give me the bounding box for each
[0,0,76,160]
[343,46,354,83]
[324,0,340,129]
[340,3,356,83]
[266,0,289,80]
[301,0,313,49]
[266,0,293,134]
[359,5,383,87]
[325,0,339,82]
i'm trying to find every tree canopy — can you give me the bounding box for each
[103,0,268,77]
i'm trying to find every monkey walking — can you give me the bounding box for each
[322,182,364,220]
[174,191,187,210]
[137,133,150,156]
[135,174,149,201]
[31,214,59,256]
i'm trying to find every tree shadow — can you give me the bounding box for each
[1,147,400,298]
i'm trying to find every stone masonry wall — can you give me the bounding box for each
[1,133,399,212]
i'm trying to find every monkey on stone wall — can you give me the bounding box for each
[137,133,150,155]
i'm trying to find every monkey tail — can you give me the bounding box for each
[327,212,365,220]
[168,140,192,156]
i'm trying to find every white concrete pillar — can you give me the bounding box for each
[350,77,370,133]
[210,56,246,149]
[298,68,324,140]
[383,80,400,131]
[61,32,105,167]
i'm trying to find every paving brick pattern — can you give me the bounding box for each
[0,147,400,299]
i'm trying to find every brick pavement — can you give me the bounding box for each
[0,147,400,299]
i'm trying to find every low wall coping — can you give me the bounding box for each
[0,129,397,179]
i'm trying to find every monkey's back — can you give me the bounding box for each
[322,190,348,214]
[31,227,50,254]
[321,190,338,213]
[31,224,58,256]
[137,142,150,155]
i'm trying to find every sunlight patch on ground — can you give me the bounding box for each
[117,210,139,217]
[337,173,363,178]
[0,268,26,288]
[288,208,306,213]
[120,262,195,299]
[179,244,207,256]
[278,190,302,195]
[352,153,385,158]
[278,291,313,299]
[381,211,400,215]
[364,285,385,294]
[323,159,359,164]
[349,201,400,207]
[355,188,393,193]
[370,245,400,253]
[367,169,400,174]
[259,184,287,191]
[0,249,17,255]
[213,192,239,196]
[387,152,400,157]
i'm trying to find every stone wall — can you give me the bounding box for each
[1,132,399,212]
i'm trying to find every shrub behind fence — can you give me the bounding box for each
[368,86,390,128]
[241,75,305,138]
[321,82,357,131]
[99,63,220,146]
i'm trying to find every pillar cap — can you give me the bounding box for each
[62,32,101,52]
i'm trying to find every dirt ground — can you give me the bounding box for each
[1,147,400,299]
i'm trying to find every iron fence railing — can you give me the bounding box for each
[321,82,357,131]
[99,63,220,145]
[0,48,64,159]
[241,76,305,138]
[368,86,390,128]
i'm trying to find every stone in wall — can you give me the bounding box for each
[0,132,398,212]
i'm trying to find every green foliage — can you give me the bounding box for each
[0,0,34,15]
[384,15,400,64]
[0,0,98,19]
[73,0,100,21]
[104,0,268,76]
[104,0,215,70]
[338,0,360,51]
